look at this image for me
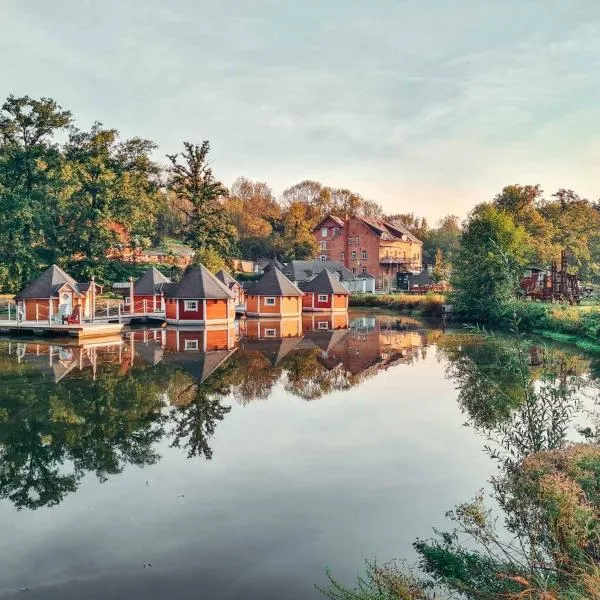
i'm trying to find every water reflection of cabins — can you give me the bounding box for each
[2,315,430,402]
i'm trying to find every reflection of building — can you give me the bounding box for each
[302,312,349,332]
[244,317,302,340]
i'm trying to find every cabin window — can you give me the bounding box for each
[318,294,328,302]
[351,251,357,260]
[321,228,328,238]
[184,300,198,311]
[320,255,327,261]
[361,250,367,260]
[184,339,199,351]
[320,241,327,250]
[318,321,329,330]
[264,297,276,306]
[264,328,277,337]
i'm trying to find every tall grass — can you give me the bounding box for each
[349,293,445,317]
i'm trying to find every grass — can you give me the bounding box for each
[349,293,446,317]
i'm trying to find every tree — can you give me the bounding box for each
[192,247,226,273]
[61,124,161,262]
[279,200,318,260]
[167,141,238,257]
[450,204,529,323]
[0,95,71,291]
[431,248,448,282]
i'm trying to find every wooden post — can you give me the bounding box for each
[35,302,39,321]
[153,294,156,313]
[118,303,121,323]
[129,277,134,315]
[202,328,207,353]
[91,276,96,322]
[175,298,180,324]
[48,297,52,326]
[203,299,207,324]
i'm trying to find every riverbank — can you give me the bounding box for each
[349,293,445,317]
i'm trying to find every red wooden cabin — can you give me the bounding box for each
[163,264,236,326]
[14,265,101,324]
[245,267,303,318]
[301,269,350,312]
[124,267,171,314]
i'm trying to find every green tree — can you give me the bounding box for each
[279,200,318,260]
[192,247,226,272]
[0,95,71,291]
[431,248,447,283]
[167,141,238,257]
[450,205,529,323]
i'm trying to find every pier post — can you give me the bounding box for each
[129,277,134,316]
[118,303,121,323]
[91,275,96,323]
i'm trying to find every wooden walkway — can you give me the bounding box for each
[0,319,124,339]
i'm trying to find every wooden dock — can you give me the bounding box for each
[0,319,124,339]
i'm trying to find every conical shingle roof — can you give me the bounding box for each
[15,265,83,300]
[215,269,238,289]
[133,267,171,295]
[301,269,350,295]
[263,258,285,272]
[164,264,235,299]
[246,267,303,297]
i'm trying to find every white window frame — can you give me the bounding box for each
[184,300,198,311]
[361,250,367,260]
[320,241,327,250]
[264,328,277,337]
[184,339,199,351]
[320,255,327,261]
[124,297,131,305]
[318,294,328,302]
[333,227,340,236]
[354,236,359,244]
[351,251,357,260]
[264,297,276,306]
[318,321,329,330]
[321,227,328,238]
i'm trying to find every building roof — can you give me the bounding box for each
[283,260,356,283]
[134,267,171,295]
[358,216,422,244]
[241,337,303,366]
[263,258,285,272]
[215,269,239,289]
[162,349,236,384]
[164,264,235,299]
[313,215,345,230]
[408,270,435,286]
[246,267,303,297]
[300,269,350,295]
[15,264,86,300]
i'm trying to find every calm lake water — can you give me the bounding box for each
[0,310,597,599]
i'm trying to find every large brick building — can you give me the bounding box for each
[312,215,422,291]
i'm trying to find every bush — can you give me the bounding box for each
[349,293,445,317]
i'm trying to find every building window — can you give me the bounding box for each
[264,328,277,337]
[348,238,353,245]
[351,251,357,260]
[321,228,328,238]
[362,267,367,274]
[318,294,328,302]
[184,300,198,311]
[318,321,329,330]
[352,267,356,274]
[265,297,276,306]
[320,241,327,250]
[333,227,340,236]
[184,339,199,351]
[361,250,367,260]
[354,236,359,244]
[340,252,345,260]
[320,255,327,261]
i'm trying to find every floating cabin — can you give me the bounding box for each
[124,267,171,314]
[245,267,304,318]
[14,264,102,323]
[215,269,245,310]
[300,269,350,313]
[163,264,236,326]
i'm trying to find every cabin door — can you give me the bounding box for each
[60,292,72,317]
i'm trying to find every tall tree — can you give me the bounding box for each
[0,95,71,290]
[167,141,238,257]
[451,204,529,323]
[279,200,318,260]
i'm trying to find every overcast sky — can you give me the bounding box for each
[1,0,599,222]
